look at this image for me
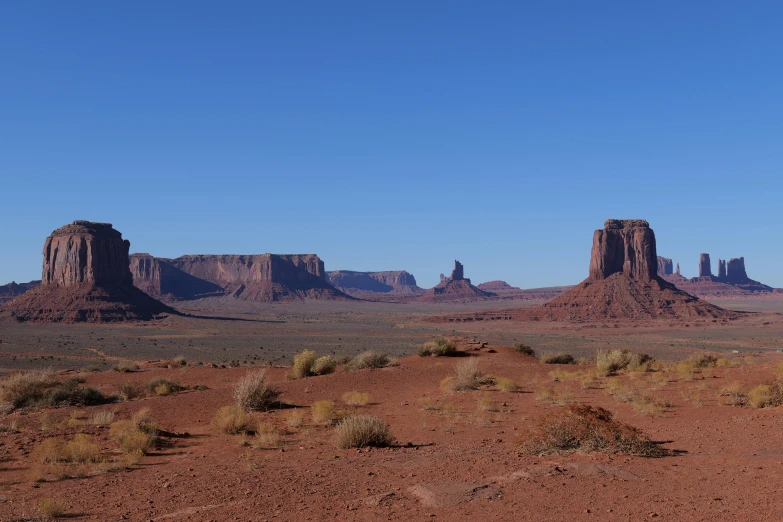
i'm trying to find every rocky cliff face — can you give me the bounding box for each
[718,260,727,279]
[657,257,673,276]
[130,254,224,300]
[699,254,712,278]
[1,221,172,322]
[0,281,41,305]
[131,254,348,302]
[589,220,657,281]
[326,270,423,296]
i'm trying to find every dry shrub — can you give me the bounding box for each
[535,386,574,406]
[596,349,651,377]
[477,396,499,412]
[417,396,439,410]
[648,372,669,388]
[0,370,108,412]
[234,370,280,411]
[312,356,337,375]
[113,360,139,373]
[342,391,371,406]
[285,410,306,429]
[518,405,668,457]
[719,381,747,406]
[253,422,281,448]
[39,497,65,519]
[34,434,103,465]
[496,377,519,392]
[172,355,187,366]
[117,381,145,401]
[747,383,783,408]
[579,370,602,389]
[333,415,393,449]
[514,343,535,356]
[211,405,252,434]
[345,351,392,370]
[311,400,335,425]
[110,409,159,455]
[631,393,670,416]
[418,337,457,357]
[549,368,581,382]
[91,410,115,425]
[540,353,575,365]
[289,350,318,379]
[448,359,485,391]
[147,378,183,396]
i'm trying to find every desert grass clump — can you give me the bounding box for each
[311,400,336,425]
[495,377,519,392]
[719,381,747,406]
[172,355,187,366]
[147,378,184,396]
[289,350,318,379]
[91,410,115,425]
[0,370,108,413]
[113,360,139,373]
[540,353,575,365]
[117,381,145,401]
[342,391,371,406]
[211,405,253,434]
[39,497,66,519]
[345,351,392,371]
[579,369,602,389]
[477,396,499,412]
[333,415,393,449]
[418,337,457,357]
[285,409,306,429]
[596,349,651,377]
[253,422,281,448]
[517,404,668,457]
[417,396,439,410]
[312,355,337,375]
[234,370,280,411]
[447,359,487,392]
[34,434,103,465]
[747,383,783,409]
[535,386,574,406]
[109,409,159,455]
[514,342,535,356]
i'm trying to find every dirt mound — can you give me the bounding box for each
[1,221,172,323]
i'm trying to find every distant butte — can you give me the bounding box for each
[659,253,776,298]
[1,221,172,322]
[418,261,496,303]
[326,270,423,296]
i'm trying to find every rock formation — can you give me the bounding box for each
[657,257,673,276]
[418,261,495,303]
[130,254,224,300]
[130,253,349,302]
[1,221,172,322]
[326,270,423,296]
[726,257,749,283]
[699,254,712,278]
[508,220,735,322]
[718,259,727,279]
[0,280,40,305]
[676,263,680,275]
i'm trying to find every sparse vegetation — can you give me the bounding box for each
[540,353,575,365]
[517,404,668,457]
[418,337,457,357]
[477,395,499,412]
[514,342,535,356]
[417,396,439,410]
[234,370,280,411]
[342,391,371,406]
[117,381,145,401]
[444,359,487,392]
[333,415,393,449]
[312,355,337,375]
[285,409,306,428]
[345,351,393,370]
[0,369,109,413]
[147,378,183,396]
[719,381,747,406]
[113,360,140,373]
[596,349,651,377]
[535,386,575,405]
[211,405,253,434]
[172,355,187,366]
[288,350,338,379]
[311,400,336,425]
[91,410,116,425]
[253,422,281,448]
[747,383,783,408]
[495,377,519,392]
[39,497,66,519]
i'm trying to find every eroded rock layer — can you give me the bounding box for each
[2,221,172,322]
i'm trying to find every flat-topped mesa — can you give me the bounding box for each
[726,257,749,283]
[589,219,657,281]
[42,221,133,287]
[657,257,673,276]
[325,270,423,296]
[699,254,712,278]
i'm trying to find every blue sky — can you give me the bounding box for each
[1,2,782,288]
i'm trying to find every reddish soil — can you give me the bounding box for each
[3,341,783,521]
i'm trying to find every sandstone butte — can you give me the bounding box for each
[659,253,774,297]
[130,253,350,302]
[417,260,496,303]
[0,221,172,323]
[326,270,423,296]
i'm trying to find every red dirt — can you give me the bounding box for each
[3,342,783,520]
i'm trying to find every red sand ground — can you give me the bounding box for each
[3,342,783,521]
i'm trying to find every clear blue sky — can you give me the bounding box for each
[1,2,782,289]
